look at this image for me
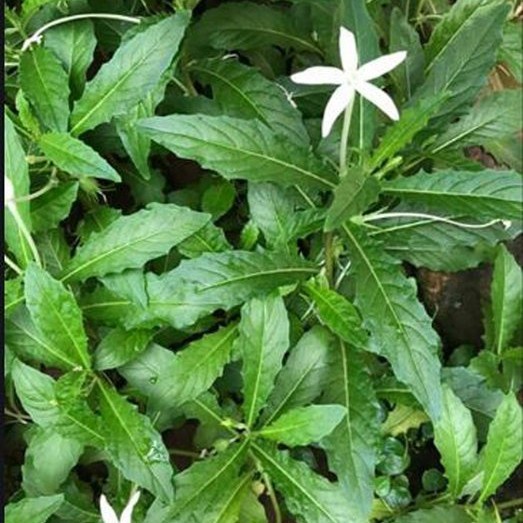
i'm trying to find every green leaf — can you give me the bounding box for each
[201,178,236,221]
[321,341,380,523]
[22,427,83,496]
[31,181,79,232]
[383,170,522,221]
[44,19,97,98]
[70,13,189,135]
[16,90,42,136]
[129,250,317,330]
[499,21,522,83]
[97,381,174,502]
[434,385,478,498]
[261,326,334,426]
[479,393,523,502]
[490,245,522,354]
[24,264,90,369]
[411,1,509,124]
[252,441,355,523]
[165,441,249,522]
[137,114,336,190]
[100,269,149,309]
[38,132,120,182]
[94,328,152,370]
[239,294,290,427]
[36,229,70,277]
[188,2,320,54]
[191,57,309,147]
[343,225,442,419]
[19,46,70,132]
[5,494,64,523]
[325,168,380,231]
[178,221,231,258]
[4,277,23,319]
[62,203,210,282]
[121,325,237,410]
[259,405,345,446]
[394,505,473,523]
[304,281,367,348]
[382,405,429,436]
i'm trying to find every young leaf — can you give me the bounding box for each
[94,328,152,370]
[259,405,346,446]
[97,381,174,502]
[70,13,189,135]
[38,132,121,182]
[31,181,79,232]
[19,47,70,132]
[62,203,210,282]
[490,245,522,354]
[321,341,380,523]
[478,393,523,502]
[343,225,442,420]
[252,442,355,523]
[24,264,90,369]
[5,494,64,523]
[239,294,290,427]
[382,170,522,221]
[137,114,337,190]
[433,385,478,498]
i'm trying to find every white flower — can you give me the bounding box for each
[291,27,406,138]
[100,491,140,523]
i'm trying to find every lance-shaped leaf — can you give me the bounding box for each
[478,393,523,502]
[97,381,174,502]
[70,13,189,135]
[239,294,289,427]
[191,58,308,147]
[261,326,334,426]
[94,328,152,370]
[434,385,478,498]
[62,203,210,282]
[24,264,90,369]
[137,114,336,190]
[178,221,231,258]
[5,494,64,523]
[258,405,345,446]
[490,245,522,354]
[129,250,317,330]
[343,225,442,419]
[252,441,355,523]
[31,181,79,232]
[19,46,70,132]
[394,505,473,523]
[321,341,380,523]
[38,133,121,182]
[382,170,522,221]
[164,441,249,522]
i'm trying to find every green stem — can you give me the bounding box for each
[4,255,23,275]
[496,497,523,511]
[252,454,282,523]
[7,203,42,267]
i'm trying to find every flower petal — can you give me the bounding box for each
[290,66,345,85]
[322,84,354,138]
[339,27,358,74]
[358,51,407,82]
[100,495,120,523]
[355,81,400,120]
[120,491,141,523]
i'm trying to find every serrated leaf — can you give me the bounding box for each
[16,90,42,136]
[97,381,174,502]
[70,13,189,135]
[178,221,231,258]
[38,132,121,182]
[44,19,96,98]
[100,269,149,309]
[261,326,334,426]
[382,170,522,221]
[434,385,478,498]
[24,264,90,369]
[304,282,367,348]
[479,393,523,502]
[31,181,78,232]
[5,494,64,523]
[36,229,70,277]
[259,405,345,446]
[239,294,289,427]
[343,225,442,419]
[62,203,209,282]
[137,114,336,190]
[252,441,355,523]
[130,250,317,330]
[19,46,70,132]
[394,505,473,523]
[382,405,429,437]
[490,245,522,354]
[94,328,152,370]
[191,57,309,147]
[321,341,380,523]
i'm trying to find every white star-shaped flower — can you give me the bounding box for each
[291,27,406,138]
[100,491,140,523]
